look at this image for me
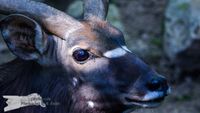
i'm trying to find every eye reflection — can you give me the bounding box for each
[73,48,90,62]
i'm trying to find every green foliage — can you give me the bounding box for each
[174,94,192,102]
[67,1,83,18]
[150,38,163,48]
[107,4,126,33]
[178,3,189,10]
[110,0,116,4]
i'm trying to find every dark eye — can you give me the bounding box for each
[73,49,90,62]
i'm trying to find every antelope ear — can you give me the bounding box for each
[0,14,47,60]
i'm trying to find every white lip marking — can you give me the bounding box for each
[87,101,94,108]
[103,47,127,58]
[143,91,164,101]
[121,46,132,53]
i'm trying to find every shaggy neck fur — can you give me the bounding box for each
[0,59,125,113]
[0,59,75,113]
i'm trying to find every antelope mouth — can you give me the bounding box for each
[124,96,165,108]
[122,97,165,113]
[122,91,168,109]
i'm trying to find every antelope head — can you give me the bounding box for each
[0,0,170,113]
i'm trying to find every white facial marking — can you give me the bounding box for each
[72,77,78,86]
[121,46,132,53]
[143,91,163,101]
[87,101,94,108]
[103,47,127,58]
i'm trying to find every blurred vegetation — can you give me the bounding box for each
[178,3,189,10]
[0,0,200,113]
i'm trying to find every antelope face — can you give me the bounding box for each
[0,0,170,113]
[59,20,170,112]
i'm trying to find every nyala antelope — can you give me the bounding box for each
[0,0,170,113]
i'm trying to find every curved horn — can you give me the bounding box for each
[0,0,82,39]
[83,0,109,21]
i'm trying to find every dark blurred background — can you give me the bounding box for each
[0,0,200,113]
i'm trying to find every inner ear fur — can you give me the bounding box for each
[0,14,47,60]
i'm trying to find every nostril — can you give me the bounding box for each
[147,78,168,92]
[147,79,162,91]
